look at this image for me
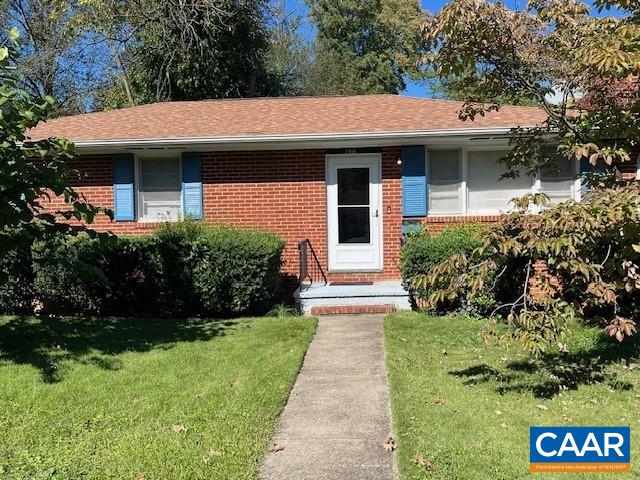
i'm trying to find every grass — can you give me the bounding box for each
[0,314,316,479]
[385,311,640,480]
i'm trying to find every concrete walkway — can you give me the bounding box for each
[260,314,397,480]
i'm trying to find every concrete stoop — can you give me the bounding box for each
[294,281,411,315]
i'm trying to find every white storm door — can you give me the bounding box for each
[326,155,382,271]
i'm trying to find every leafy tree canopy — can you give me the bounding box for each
[415,0,640,352]
[305,0,425,95]
[0,0,107,116]
[81,0,280,106]
[422,0,640,176]
[0,28,109,261]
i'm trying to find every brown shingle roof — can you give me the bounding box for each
[28,94,548,143]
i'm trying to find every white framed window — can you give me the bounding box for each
[467,150,534,214]
[539,150,577,205]
[428,149,462,214]
[422,146,579,216]
[137,157,182,222]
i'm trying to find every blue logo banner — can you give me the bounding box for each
[530,426,630,473]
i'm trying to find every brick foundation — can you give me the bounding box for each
[309,304,396,315]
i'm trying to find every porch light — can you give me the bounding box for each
[396,158,402,165]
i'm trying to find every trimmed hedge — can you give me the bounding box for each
[0,246,35,314]
[0,222,285,317]
[400,223,493,314]
[191,227,286,315]
[400,224,485,285]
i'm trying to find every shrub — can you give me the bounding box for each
[411,186,640,354]
[32,235,162,315]
[191,226,285,316]
[12,222,285,318]
[401,224,485,282]
[153,221,206,317]
[0,246,35,314]
[400,224,489,312]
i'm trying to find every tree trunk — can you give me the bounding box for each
[109,40,135,107]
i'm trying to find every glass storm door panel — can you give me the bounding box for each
[326,155,382,271]
[337,168,371,243]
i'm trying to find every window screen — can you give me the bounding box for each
[429,150,462,213]
[139,158,181,221]
[467,151,532,213]
[540,151,575,204]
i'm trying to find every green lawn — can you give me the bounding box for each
[385,311,640,480]
[0,315,316,479]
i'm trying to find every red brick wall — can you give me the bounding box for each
[201,147,403,284]
[46,148,405,287]
[50,149,638,292]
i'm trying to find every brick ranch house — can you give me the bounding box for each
[29,94,636,314]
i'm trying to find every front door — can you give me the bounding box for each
[326,155,382,271]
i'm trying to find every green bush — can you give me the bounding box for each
[153,221,207,317]
[400,223,490,313]
[32,235,162,315]
[10,222,285,318]
[191,226,285,316]
[400,224,485,284]
[0,246,35,314]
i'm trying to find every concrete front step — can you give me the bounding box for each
[294,280,411,315]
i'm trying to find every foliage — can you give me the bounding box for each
[304,0,425,95]
[17,222,285,318]
[0,246,34,314]
[82,0,280,106]
[385,311,640,480]
[31,234,162,316]
[422,0,640,178]
[0,0,105,116]
[267,304,301,318]
[401,224,488,313]
[264,0,312,96]
[419,0,640,351]
[191,226,285,316]
[0,314,316,478]
[411,188,640,355]
[152,221,207,317]
[0,29,110,264]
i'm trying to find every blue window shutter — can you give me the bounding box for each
[402,146,427,216]
[181,152,203,220]
[112,154,135,221]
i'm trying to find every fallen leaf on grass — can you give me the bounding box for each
[270,443,285,453]
[204,449,223,464]
[432,397,445,405]
[413,455,436,471]
[500,423,508,429]
[536,404,548,411]
[383,437,396,451]
[134,475,144,480]
[171,424,186,433]
[495,410,502,415]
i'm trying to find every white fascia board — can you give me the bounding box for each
[72,127,525,153]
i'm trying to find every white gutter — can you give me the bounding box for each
[71,126,522,149]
